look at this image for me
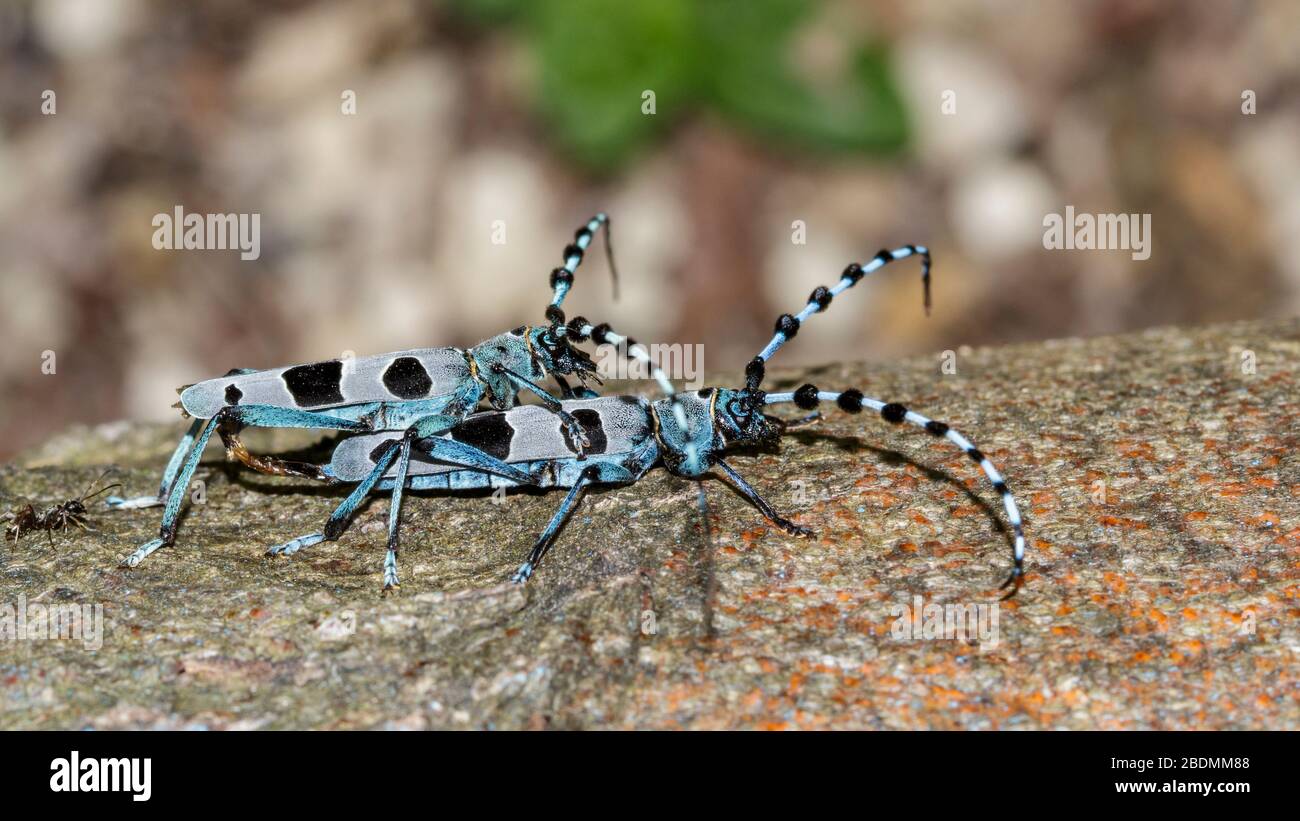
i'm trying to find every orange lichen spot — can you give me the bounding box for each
[1102,572,1128,593]
[1184,511,1209,521]
[1132,650,1154,662]
[788,672,804,695]
[1118,440,1157,460]
[1250,511,1280,528]
[1149,609,1169,629]
[1182,608,1197,619]
[1218,483,1247,497]
[860,490,899,507]
[1099,514,1149,529]
[1251,476,1277,488]
[801,603,840,630]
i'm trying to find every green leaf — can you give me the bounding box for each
[699,0,908,154]
[448,0,910,169]
[530,0,700,170]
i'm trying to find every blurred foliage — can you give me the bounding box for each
[450,0,910,169]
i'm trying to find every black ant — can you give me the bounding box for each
[3,470,122,544]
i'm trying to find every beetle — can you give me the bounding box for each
[110,214,648,571]
[260,245,1026,594]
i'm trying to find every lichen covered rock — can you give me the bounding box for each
[2,319,1296,729]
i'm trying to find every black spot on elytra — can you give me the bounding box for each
[224,384,243,405]
[565,409,607,455]
[282,361,345,407]
[449,412,515,460]
[368,440,400,464]
[382,356,433,400]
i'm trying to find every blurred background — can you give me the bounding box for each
[1,0,1297,459]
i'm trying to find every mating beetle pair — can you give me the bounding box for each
[110,215,626,577]
[110,217,1026,595]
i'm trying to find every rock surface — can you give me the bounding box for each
[2,318,1297,729]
